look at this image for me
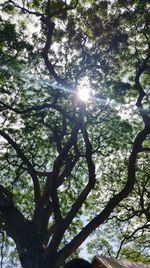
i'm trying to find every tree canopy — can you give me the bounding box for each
[0,0,150,267]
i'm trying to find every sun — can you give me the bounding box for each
[78,86,91,102]
[77,76,91,102]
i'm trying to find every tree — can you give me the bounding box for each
[0,0,150,267]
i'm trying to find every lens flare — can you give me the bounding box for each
[78,87,91,102]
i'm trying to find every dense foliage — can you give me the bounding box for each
[0,0,150,267]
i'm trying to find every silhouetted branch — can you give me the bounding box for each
[116,222,150,258]
[0,100,73,121]
[0,130,41,204]
[135,42,150,126]
[57,127,150,262]
[42,20,72,88]
[1,0,44,18]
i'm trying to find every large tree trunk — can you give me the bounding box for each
[19,249,60,268]
[20,247,43,268]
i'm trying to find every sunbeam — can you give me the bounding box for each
[7,67,148,119]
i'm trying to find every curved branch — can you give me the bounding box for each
[50,122,81,222]
[42,20,72,88]
[4,0,44,18]
[57,127,150,263]
[58,154,80,187]
[135,42,150,126]
[45,119,96,261]
[33,120,81,235]
[62,121,96,230]
[0,130,41,204]
[41,119,81,206]
[0,100,74,121]
[116,222,150,258]
[40,121,81,259]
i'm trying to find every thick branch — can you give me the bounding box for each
[4,0,44,18]
[0,130,41,204]
[63,122,96,230]
[33,120,81,235]
[49,122,81,223]
[57,127,150,263]
[0,185,35,256]
[3,0,76,89]
[0,100,73,121]
[42,20,72,88]
[135,43,150,119]
[33,121,80,232]
[44,120,95,262]
[39,122,81,259]
[41,120,81,205]
[58,154,80,187]
[34,151,80,235]
[142,147,150,152]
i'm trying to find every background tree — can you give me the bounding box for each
[0,0,150,267]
